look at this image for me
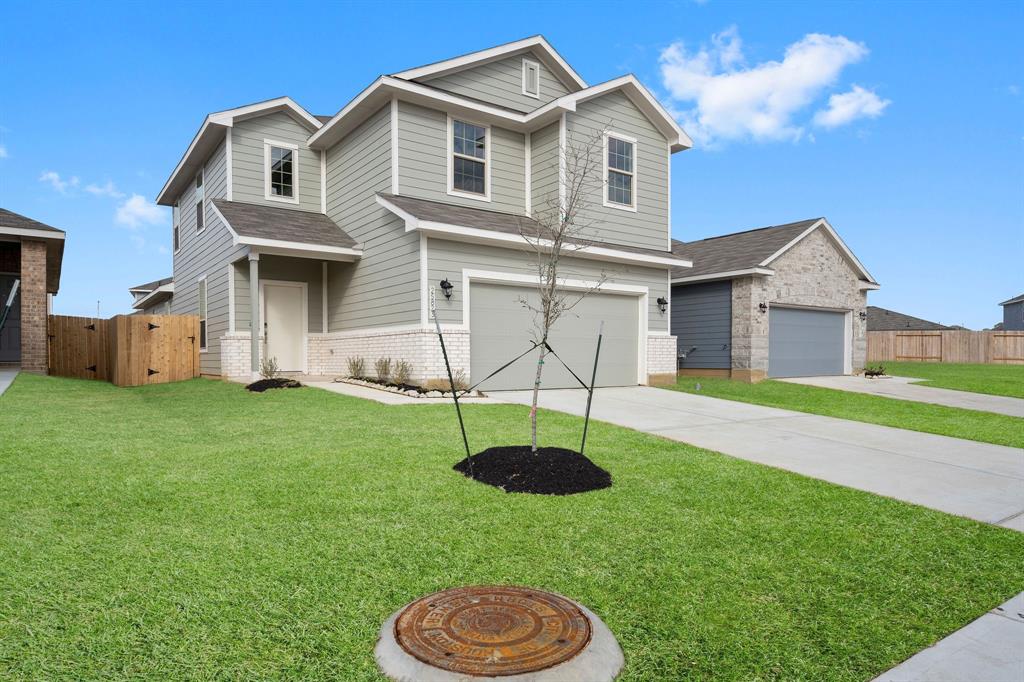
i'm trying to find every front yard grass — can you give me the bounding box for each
[1,375,1021,680]
[881,361,1024,399]
[665,376,1024,449]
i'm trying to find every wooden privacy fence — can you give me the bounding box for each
[48,314,200,386]
[867,330,1024,364]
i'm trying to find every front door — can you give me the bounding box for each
[0,275,20,363]
[262,282,305,372]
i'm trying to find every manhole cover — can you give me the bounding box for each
[393,585,592,676]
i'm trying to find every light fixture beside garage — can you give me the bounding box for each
[657,296,668,313]
[759,302,768,313]
[439,278,454,300]
[859,311,867,321]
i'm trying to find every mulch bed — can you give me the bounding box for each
[246,378,303,393]
[454,446,612,495]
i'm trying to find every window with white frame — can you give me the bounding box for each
[449,118,489,198]
[522,58,540,98]
[605,133,636,210]
[264,140,299,203]
[172,200,180,252]
[195,169,205,232]
[197,276,207,350]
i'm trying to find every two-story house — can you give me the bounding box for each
[144,36,694,389]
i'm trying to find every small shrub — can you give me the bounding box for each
[374,357,392,383]
[421,370,469,393]
[346,356,366,379]
[864,364,886,378]
[259,356,279,380]
[393,360,413,385]
[452,369,469,392]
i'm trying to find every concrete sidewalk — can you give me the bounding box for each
[491,386,1024,528]
[782,375,1024,418]
[0,367,17,397]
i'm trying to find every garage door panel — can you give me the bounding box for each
[470,282,639,391]
[769,307,845,378]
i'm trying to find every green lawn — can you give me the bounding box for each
[880,361,1024,399]
[1,375,1021,680]
[665,376,1024,449]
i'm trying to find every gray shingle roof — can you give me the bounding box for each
[211,199,359,249]
[999,293,1024,306]
[0,207,65,234]
[377,193,678,259]
[129,276,173,293]
[866,306,950,331]
[670,219,820,279]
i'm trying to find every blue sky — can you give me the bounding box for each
[1,1,1020,328]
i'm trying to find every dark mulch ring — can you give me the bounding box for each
[454,446,612,495]
[246,378,303,393]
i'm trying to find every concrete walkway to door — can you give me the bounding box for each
[0,367,18,397]
[781,375,1024,418]
[491,386,1024,528]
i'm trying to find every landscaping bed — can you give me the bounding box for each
[454,446,612,495]
[246,377,303,392]
[1,375,1021,680]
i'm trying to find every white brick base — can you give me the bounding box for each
[646,334,678,379]
[221,333,252,378]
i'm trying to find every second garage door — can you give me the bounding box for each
[469,281,640,391]
[769,306,846,378]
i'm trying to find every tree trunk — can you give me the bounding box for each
[530,342,547,453]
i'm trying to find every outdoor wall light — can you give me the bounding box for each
[657,296,668,313]
[859,311,868,321]
[759,302,769,313]
[439,278,454,300]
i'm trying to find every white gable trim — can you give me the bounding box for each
[392,36,587,91]
[759,219,877,284]
[671,267,775,284]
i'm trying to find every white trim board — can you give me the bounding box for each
[671,267,774,284]
[0,227,66,240]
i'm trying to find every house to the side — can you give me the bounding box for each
[670,219,878,381]
[999,294,1024,331]
[866,306,950,331]
[128,276,174,315]
[144,36,693,388]
[0,208,66,373]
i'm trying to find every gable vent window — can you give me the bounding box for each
[522,58,540,98]
[605,133,636,210]
[264,140,300,204]
[195,169,205,232]
[450,119,489,199]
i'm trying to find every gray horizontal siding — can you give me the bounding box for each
[325,102,420,330]
[567,90,670,251]
[397,101,526,215]
[231,111,322,213]
[169,136,246,375]
[421,52,572,113]
[234,255,323,334]
[672,281,732,369]
[427,237,669,332]
[530,121,559,214]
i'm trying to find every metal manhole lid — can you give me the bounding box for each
[394,585,592,676]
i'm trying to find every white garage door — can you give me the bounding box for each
[469,281,640,391]
[769,306,846,378]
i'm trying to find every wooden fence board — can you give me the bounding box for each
[48,314,199,386]
[868,330,1024,364]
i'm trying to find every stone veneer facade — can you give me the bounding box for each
[19,240,48,374]
[731,227,868,382]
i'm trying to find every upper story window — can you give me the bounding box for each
[604,133,637,211]
[172,200,180,252]
[522,58,540,98]
[448,117,490,201]
[195,169,205,232]
[264,139,300,204]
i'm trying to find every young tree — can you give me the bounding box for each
[520,127,609,453]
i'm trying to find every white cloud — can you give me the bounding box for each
[0,144,7,159]
[85,180,126,199]
[116,194,165,229]
[813,85,890,128]
[659,28,876,145]
[39,170,80,193]
[1008,84,1021,96]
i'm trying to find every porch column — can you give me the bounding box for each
[249,252,260,375]
[19,240,48,374]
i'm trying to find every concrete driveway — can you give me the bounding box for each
[0,367,17,397]
[782,375,1024,418]
[492,386,1024,529]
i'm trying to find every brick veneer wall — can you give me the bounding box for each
[731,228,868,382]
[646,334,678,384]
[19,240,48,373]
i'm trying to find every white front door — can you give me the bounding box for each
[262,282,305,372]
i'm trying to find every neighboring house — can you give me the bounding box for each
[999,294,1024,331]
[151,36,693,387]
[866,306,950,331]
[670,219,878,381]
[0,208,66,373]
[128,277,174,315]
